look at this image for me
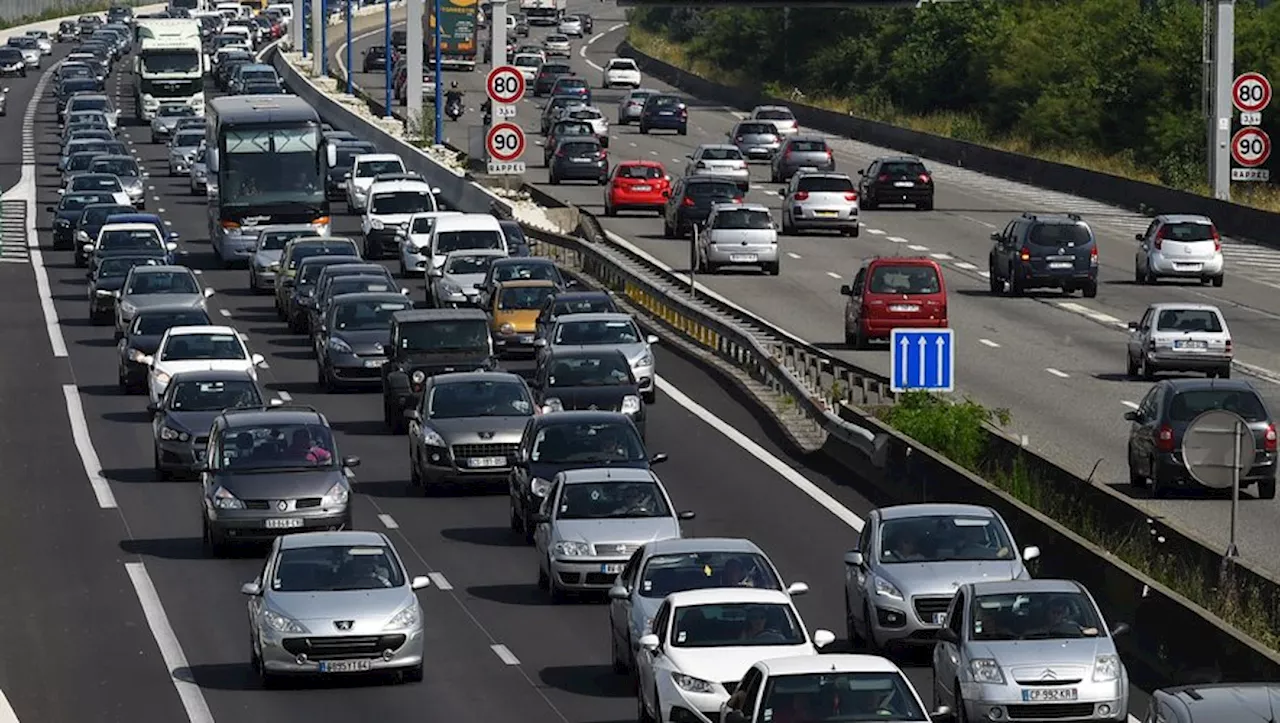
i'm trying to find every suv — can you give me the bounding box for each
[662,176,743,239]
[197,405,359,555]
[361,173,439,259]
[345,153,406,213]
[988,212,1098,297]
[857,155,934,210]
[638,94,687,135]
[381,309,496,433]
[840,257,948,349]
[779,172,859,236]
[1142,684,1280,723]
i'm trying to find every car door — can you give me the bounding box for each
[845,266,867,334]
[989,220,1015,276]
[1137,219,1159,267]
[637,599,671,709]
[1130,384,1162,472]
[858,161,878,197]
[248,538,282,640]
[1128,306,1154,362]
[932,587,966,702]
[665,179,684,225]
[610,547,645,656]
[846,515,873,629]
[533,477,560,557]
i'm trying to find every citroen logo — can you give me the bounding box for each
[334,620,353,631]
[478,431,495,439]
[1040,669,1058,680]
[276,500,288,511]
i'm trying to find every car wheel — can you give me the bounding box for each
[988,265,1002,294]
[401,663,424,683]
[1126,352,1139,379]
[202,517,228,558]
[954,682,969,723]
[1082,280,1098,298]
[766,262,780,276]
[153,448,171,480]
[509,493,523,533]
[1134,262,1144,284]
[1213,274,1225,287]
[642,389,656,405]
[844,591,864,648]
[1257,478,1276,500]
[1219,365,1231,379]
[1150,458,1170,499]
[610,627,628,674]
[850,324,867,351]
[537,559,550,590]
[638,687,657,723]
[1141,356,1156,381]
[1009,272,1025,296]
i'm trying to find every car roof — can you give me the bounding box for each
[534,410,633,425]
[392,308,488,323]
[616,159,664,168]
[223,407,325,426]
[877,503,995,521]
[1155,214,1214,224]
[257,223,319,234]
[787,134,827,142]
[559,467,655,485]
[167,368,256,384]
[280,530,388,549]
[168,324,236,336]
[555,312,632,324]
[646,537,764,556]
[544,347,628,362]
[133,303,207,316]
[445,248,507,260]
[759,655,901,676]
[1163,378,1258,394]
[130,264,190,274]
[1156,683,1280,719]
[864,256,940,269]
[697,143,738,152]
[712,202,769,213]
[496,279,557,289]
[91,154,136,163]
[330,291,410,305]
[666,587,792,607]
[297,254,360,267]
[1147,302,1222,313]
[494,256,554,267]
[753,104,791,113]
[433,214,501,231]
[969,579,1083,595]
[876,155,924,163]
[105,214,162,223]
[432,371,523,385]
[354,153,403,162]
[321,262,386,274]
[794,172,854,181]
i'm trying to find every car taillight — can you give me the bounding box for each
[1153,227,1164,250]
[826,149,833,159]
[1212,226,1221,252]
[877,174,889,182]
[733,196,743,203]
[1226,338,1233,353]
[845,192,858,201]
[794,191,809,201]
[919,173,931,183]
[1019,246,1031,262]
[1266,423,1277,452]
[682,196,694,206]
[1157,424,1175,452]
[1090,245,1099,266]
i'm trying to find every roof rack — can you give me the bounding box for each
[224,403,322,415]
[371,172,425,183]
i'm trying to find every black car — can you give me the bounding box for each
[286,255,362,333]
[57,20,79,42]
[638,94,687,135]
[316,291,413,391]
[662,176,743,238]
[87,254,165,323]
[498,219,533,257]
[543,120,594,165]
[857,155,935,211]
[534,62,573,96]
[58,78,103,108]
[533,290,618,343]
[73,202,134,264]
[1125,378,1277,499]
[476,257,570,308]
[548,138,608,186]
[107,5,134,25]
[988,212,1098,298]
[325,141,376,199]
[0,48,24,77]
[381,308,496,432]
[308,270,399,335]
[362,44,392,72]
[196,406,359,555]
[507,411,665,541]
[532,348,646,436]
[116,306,213,392]
[539,94,581,135]
[215,52,254,88]
[149,369,266,479]
[48,191,116,250]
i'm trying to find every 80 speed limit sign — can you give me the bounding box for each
[1232,71,1272,113]
[1231,127,1271,168]
[486,122,526,162]
[486,65,525,105]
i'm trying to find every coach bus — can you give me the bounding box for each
[205,95,334,262]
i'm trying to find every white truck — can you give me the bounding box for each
[520,0,565,27]
[134,21,205,121]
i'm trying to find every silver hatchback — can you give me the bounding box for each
[727,120,781,162]
[697,202,779,275]
[770,136,834,182]
[685,144,749,191]
[779,172,859,236]
[1126,303,1232,379]
[617,88,657,125]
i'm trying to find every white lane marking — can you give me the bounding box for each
[62,385,117,509]
[649,150,657,156]
[887,236,908,243]
[579,34,603,71]
[124,563,215,723]
[428,572,453,590]
[953,261,977,270]
[490,644,521,665]
[378,513,399,529]
[0,690,19,723]
[960,214,998,229]
[657,377,864,531]
[218,308,231,317]
[978,271,991,278]
[907,244,929,251]
[1122,401,1139,409]
[825,271,841,279]
[979,338,1000,348]
[277,390,292,402]
[1055,301,1125,327]
[866,228,885,235]
[930,253,953,260]
[786,252,801,259]
[1046,368,1070,378]
[629,142,637,148]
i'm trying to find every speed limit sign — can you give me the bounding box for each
[486,65,525,105]
[486,122,526,162]
[1233,72,1272,113]
[1231,127,1271,168]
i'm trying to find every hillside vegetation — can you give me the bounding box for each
[629,0,1280,211]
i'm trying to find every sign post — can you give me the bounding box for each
[485,67,525,174]
[1231,71,1272,183]
[486,122,526,175]
[889,329,954,393]
[1184,410,1256,561]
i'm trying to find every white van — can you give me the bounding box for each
[427,214,508,271]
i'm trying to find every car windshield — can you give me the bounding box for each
[1155,308,1223,333]
[333,299,411,331]
[544,65,571,75]
[91,158,139,177]
[328,277,393,297]
[639,552,780,598]
[557,480,669,520]
[371,191,432,215]
[356,160,403,177]
[168,379,261,411]
[878,515,1014,563]
[98,256,161,278]
[103,229,164,251]
[71,98,111,113]
[797,176,854,192]
[759,672,927,723]
[867,265,940,295]
[259,230,309,251]
[446,254,497,275]
[671,603,804,648]
[174,131,203,147]
[127,271,198,296]
[700,147,742,161]
[399,320,489,352]
[135,310,210,335]
[547,355,632,387]
[555,297,615,315]
[1169,389,1268,423]
[161,332,244,361]
[498,285,556,310]
[73,176,122,192]
[243,81,281,93]
[714,209,773,230]
[547,35,567,42]
[219,422,338,471]
[271,545,405,592]
[618,165,663,180]
[1027,223,1091,247]
[159,105,196,118]
[970,591,1104,641]
[555,319,640,345]
[737,123,777,136]
[494,261,558,284]
[437,230,504,253]
[531,421,646,464]
[428,379,532,419]
[289,244,358,269]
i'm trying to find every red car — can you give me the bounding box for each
[604,161,670,216]
[840,256,948,349]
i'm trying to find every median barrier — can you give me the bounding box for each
[617,40,1280,249]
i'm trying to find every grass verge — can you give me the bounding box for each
[627,26,1280,215]
[877,391,1280,653]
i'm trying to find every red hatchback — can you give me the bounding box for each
[604,161,670,216]
[840,257,948,349]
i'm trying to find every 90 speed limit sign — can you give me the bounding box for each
[486,65,525,105]
[1231,127,1271,168]
[486,122,526,162]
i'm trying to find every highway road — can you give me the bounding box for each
[335,0,1280,580]
[2,24,1173,723]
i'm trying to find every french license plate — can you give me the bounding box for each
[889,304,920,312]
[518,334,533,344]
[729,254,758,263]
[467,456,506,468]
[600,563,624,574]
[264,518,303,529]
[659,111,673,116]
[1175,263,1202,271]
[1022,688,1078,702]
[319,659,374,673]
[337,181,347,189]
[1175,340,1208,349]
[1049,262,1074,269]
[932,612,948,625]
[364,358,385,368]
[815,210,838,217]
[633,185,651,191]
[572,156,592,163]
[894,181,915,187]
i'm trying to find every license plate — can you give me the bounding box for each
[601,563,624,574]
[889,304,920,312]
[467,456,506,468]
[893,181,915,187]
[319,659,374,673]
[729,254,758,263]
[932,612,948,625]
[1049,262,1074,269]
[518,334,533,343]
[364,358,385,368]
[1022,688,1078,702]
[1175,263,1202,271]
[633,185,651,191]
[337,181,347,189]
[571,157,592,163]
[659,111,673,116]
[1175,340,1208,349]
[264,518,303,529]
[814,210,838,217]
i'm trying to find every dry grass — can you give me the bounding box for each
[629,27,1280,214]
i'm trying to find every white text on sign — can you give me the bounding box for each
[488,161,526,175]
[1231,168,1271,182]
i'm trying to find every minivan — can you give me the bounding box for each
[426,214,508,272]
[840,257,948,349]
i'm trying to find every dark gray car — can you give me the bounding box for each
[315,292,414,391]
[150,369,268,479]
[549,137,608,185]
[727,120,782,162]
[117,305,213,393]
[770,135,835,182]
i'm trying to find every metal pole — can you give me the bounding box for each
[293,0,304,53]
[310,0,322,76]
[301,0,309,57]
[321,0,328,76]
[408,0,423,132]
[1227,420,1241,558]
[491,0,507,69]
[1208,0,1234,200]
[433,0,442,144]
[383,0,392,118]
[345,0,352,94]
[689,225,697,295]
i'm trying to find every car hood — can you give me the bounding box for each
[553,517,680,546]
[124,294,203,310]
[879,560,1023,596]
[529,458,650,481]
[268,587,415,634]
[544,385,637,411]
[440,271,486,290]
[430,415,529,443]
[164,409,221,436]
[215,467,345,499]
[493,309,539,331]
[555,342,649,365]
[667,644,817,684]
[331,328,391,355]
[253,249,283,267]
[971,637,1113,674]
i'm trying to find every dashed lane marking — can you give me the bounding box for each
[930,253,953,260]
[378,513,399,529]
[1046,368,1070,378]
[276,391,292,402]
[825,271,841,279]
[979,338,1000,348]
[0,689,20,723]
[1054,301,1126,328]
[1122,401,1139,409]
[866,228,885,235]
[428,572,453,590]
[491,644,521,665]
[786,252,801,259]
[887,235,908,243]
[218,309,231,317]
[907,244,929,251]
[953,261,977,270]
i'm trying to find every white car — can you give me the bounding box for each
[138,325,265,404]
[345,153,405,214]
[1134,214,1225,286]
[635,588,835,723]
[602,58,641,89]
[562,104,609,146]
[558,17,583,37]
[360,174,440,259]
[543,35,571,57]
[513,53,542,82]
[396,210,462,276]
[25,31,53,55]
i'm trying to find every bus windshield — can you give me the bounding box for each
[220,123,324,208]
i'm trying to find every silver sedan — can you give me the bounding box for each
[168,129,205,176]
[242,530,430,686]
[684,144,749,191]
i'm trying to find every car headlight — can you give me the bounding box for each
[159,426,189,442]
[634,351,654,367]
[370,218,384,230]
[327,337,353,354]
[499,322,515,335]
[420,425,446,447]
[542,397,564,413]
[620,395,641,414]
[262,609,306,634]
[321,481,350,507]
[153,371,172,387]
[969,658,1005,685]
[1092,654,1120,682]
[94,289,114,297]
[531,477,552,497]
[873,575,903,600]
[411,370,426,384]
[211,485,244,510]
[383,603,420,631]
[671,672,715,694]
[128,348,147,363]
[120,301,137,315]
[552,540,591,557]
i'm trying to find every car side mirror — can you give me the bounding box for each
[203,286,215,297]
[533,338,548,348]
[168,232,179,240]
[844,550,864,567]
[930,706,954,722]
[1134,233,1144,242]
[645,335,658,345]
[342,455,361,468]
[250,353,265,365]
[1123,410,1140,422]
[786,582,809,596]
[812,629,836,648]
[936,627,959,644]
[166,241,178,251]
[411,575,431,590]
[138,353,155,366]
[404,409,422,422]
[427,267,442,277]
[608,584,629,600]
[638,633,660,652]
[240,581,262,596]
[1022,545,1040,561]
[856,169,864,176]
[1127,321,1138,330]
[146,402,159,413]
[677,510,695,520]
[650,453,668,465]
[839,284,852,296]
[1110,622,1130,637]
[990,232,1001,242]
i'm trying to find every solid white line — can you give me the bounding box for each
[866,229,885,235]
[978,271,991,278]
[378,513,399,529]
[0,689,19,723]
[218,308,231,317]
[825,271,841,279]
[125,563,215,723]
[656,377,864,531]
[930,253,953,260]
[428,572,453,590]
[62,385,117,509]
[277,390,292,402]
[490,643,521,665]
[979,338,1000,348]
[1045,368,1070,378]
[1122,401,1139,409]
[887,236,908,243]
[907,244,929,251]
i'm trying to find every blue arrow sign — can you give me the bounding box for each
[890,328,955,393]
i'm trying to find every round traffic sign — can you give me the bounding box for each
[1232,71,1272,113]
[1231,127,1271,168]
[1184,410,1256,490]
[486,65,525,104]
[486,122,525,162]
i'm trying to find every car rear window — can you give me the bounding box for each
[1169,389,1268,423]
[789,140,827,152]
[700,147,742,161]
[651,95,680,107]
[737,123,777,136]
[796,176,854,192]
[1162,222,1217,242]
[557,78,586,88]
[713,209,773,230]
[880,161,927,176]
[561,141,599,155]
[756,109,794,121]
[868,264,941,295]
[543,64,571,75]
[1027,223,1092,247]
[618,165,662,180]
[1156,308,1224,333]
[685,182,738,199]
